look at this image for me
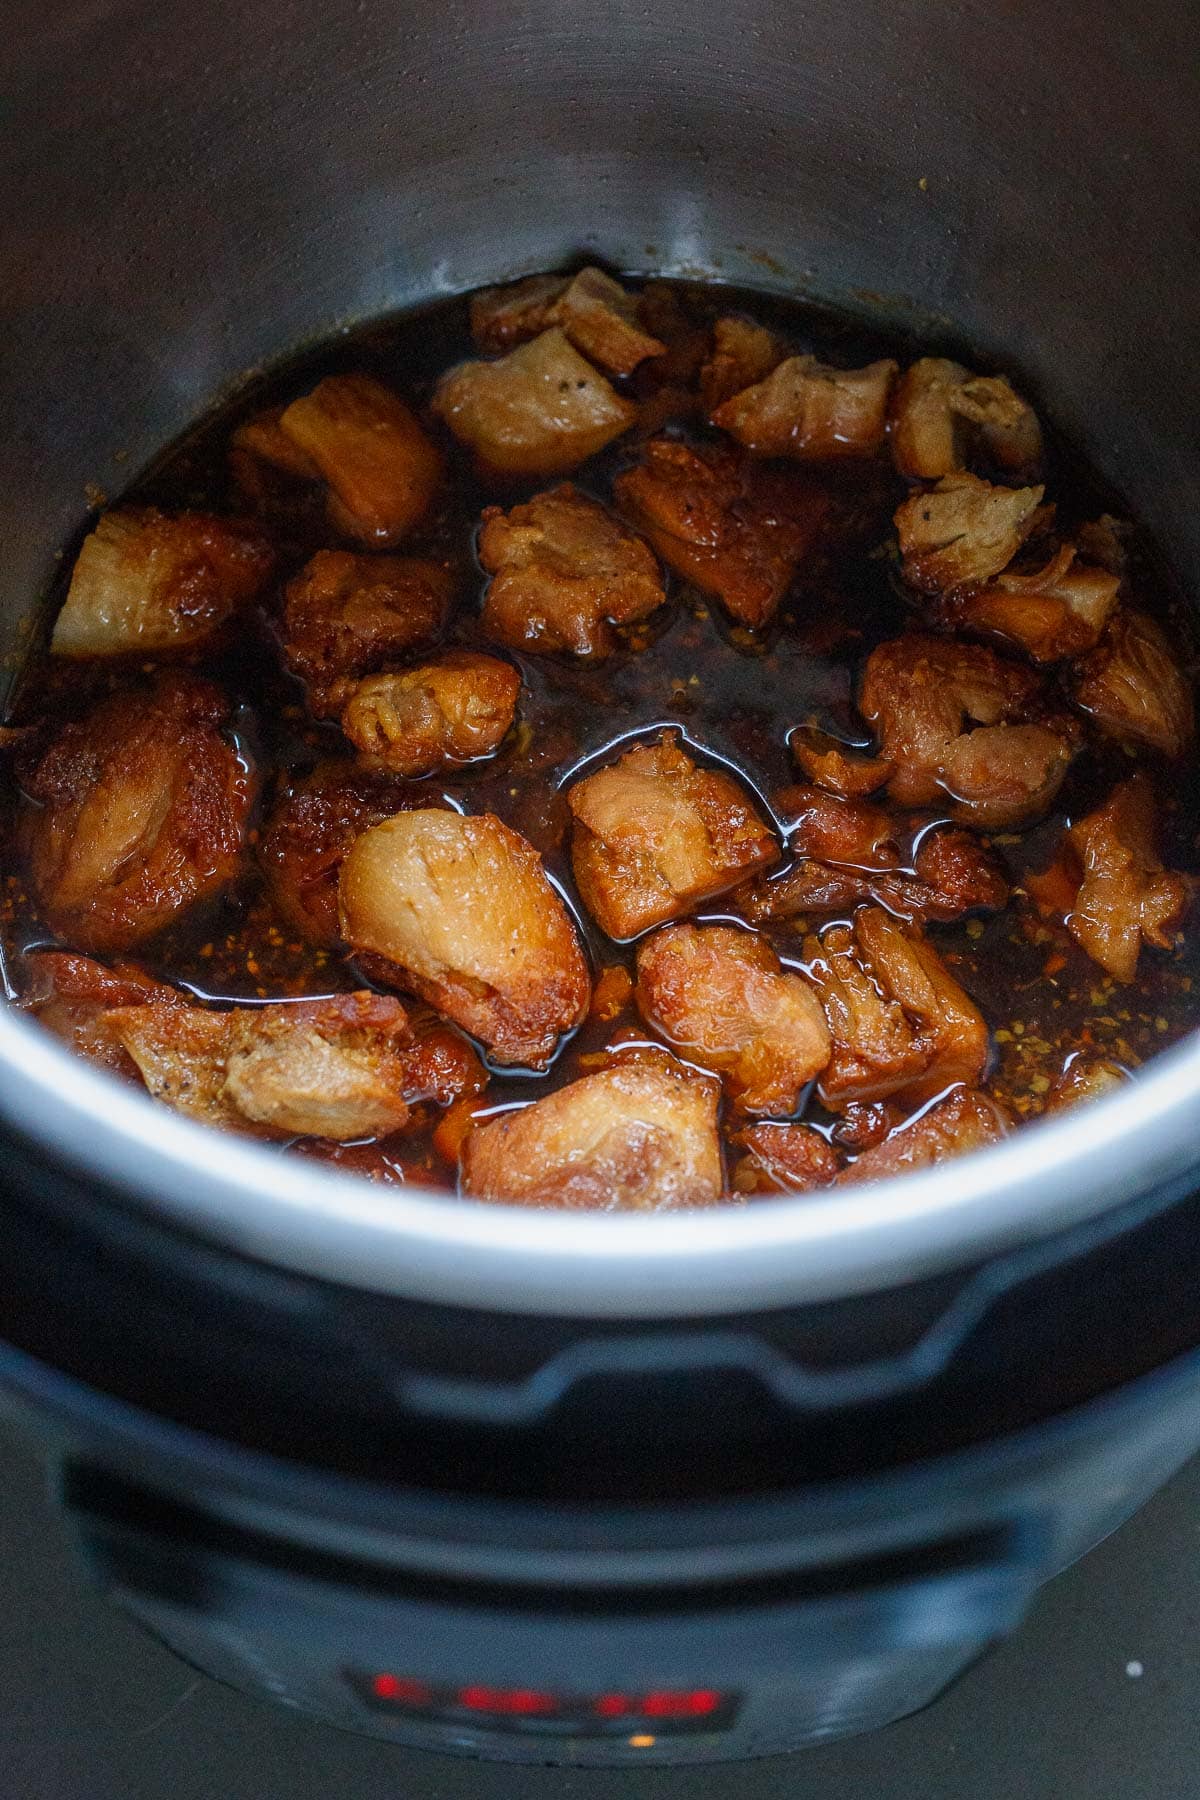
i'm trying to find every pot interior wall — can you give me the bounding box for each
[3,0,1198,698]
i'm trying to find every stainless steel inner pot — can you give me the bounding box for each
[3,0,1198,1318]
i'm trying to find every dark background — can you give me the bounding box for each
[1,1418,1195,1799]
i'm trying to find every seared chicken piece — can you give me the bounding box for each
[468,267,665,374]
[614,437,829,629]
[860,633,1077,827]
[338,810,589,1067]
[23,950,182,1073]
[712,355,897,460]
[460,1059,723,1210]
[895,472,1044,594]
[635,922,831,1113]
[839,1086,1009,1182]
[890,358,1042,480]
[567,731,779,939]
[732,1120,841,1193]
[949,544,1120,662]
[477,484,665,657]
[108,992,433,1140]
[282,550,452,716]
[803,906,988,1110]
[789,724,893,798]
[20,674,254,954]
[1027,774,1191,982]
[738,784,1008,924]
[51,508,273,658]
[230,406,321,482]
[433,328,637,479]
[340,650,520,776]
[699,316,782,413]
[277,374,445,547]
[1073,609,1195,758]
[1045,1055,1130,1112]
[258,761,425,947]
[469,273,571,352]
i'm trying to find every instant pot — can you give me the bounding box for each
[2,0,1199,1767]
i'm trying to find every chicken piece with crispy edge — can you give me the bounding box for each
[614,436,829,630]
[737,783,1008,925]
[699,316,783,413]
[433,328,637,480]
[272,374,445,547]
[1073,608,1195,758]
[468,267,665,374]
[567,730,780,941]
[459,1058,723,1211]
[1045,1054,1131,1112]
[789,724,893,798]
[802,906,988,1110]
[477,484,666,658]
[338,809,589,1068]
[1027,773,1192,983]
[946,543,1121,663]
[734,1087,1009,1192]
[860,632,1078,828]
[19,673,255,956]
[890,357,1043,481]
[281,550,453,717]
[340,650,520,777]
[895,471,1045,595]
[106,991,484,1141]
[712,355,897,461]
[635,921,831,1115]
[22,950,184,1074]
[51,508,274,659]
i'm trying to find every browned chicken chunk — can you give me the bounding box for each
[108,992,424,1140]
[1027,774,1191,982]
[860,633,1076,826]
[23,950,183,1073]
[732,1120,841,1193]
[281,550,452,716]
[469,273,571,352]
[789,724,893,798]
[1073,609,1195,757]
[230,406,321,482]
[839,1086,1009,1182]
[699,316,782,412]
[803,906,988,1109]
[477,484,665,657]
[614,437,829,629]
[20,674,254,954]
[338,810,589,1067]
[468,267,665,374]
[712,355,897,460]
[895,472,1045,594]
[949,543,1121,662]
[433,328,637,479]
[340,650,520,776]
[635,922,831,1114]
[1045,1054,1130,1112]
[890,358,1042,480]
[567,732,779,939]
[277,374,445,546]
[460,1059,723,1210]
[738,784,1008,924]
[51,508,274,658]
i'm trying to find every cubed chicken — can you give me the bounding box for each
[737,784,1008,924]
[951,543,1121,662]
[1027,774,1191,982]
[23,950,183,1073]
[860,633,1077,826]
[230,406,321,481]
[549,266,667,375]
[477,485,665,657]
[635,922,831,1113]
[340,650,520,776]
[108,991,431,1140]
[338,809,589,1067]
[712,355,897,460]
[732,1121,841,1193]
[789,724,893,798]
[433,328,637,479]
[282,549,452,716]
[699,316,782,413]
[20,674,254,954]
[839,1086,1009,1182]
[258,761,426,947]
[895,472,1045,594]
[51,508,274,658]
[469,273,570,352]
[1073,609,1195,758]
[1045,1055,1129,1111]
[277,374,445,546]
[613,437,829,629]
[802,906,988,1109]
[567,731,779,939]
[459,1059,723,1210]
[890,358,1042,480]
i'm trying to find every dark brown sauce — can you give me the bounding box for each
[4,279,1199,1191]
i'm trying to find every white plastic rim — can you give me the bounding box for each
[2,1000,1199,1317]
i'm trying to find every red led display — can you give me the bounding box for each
[348,1669,738,1736]
[371,1673,432,1705]
[458,1685,559,1716]
[642,1689,721,1717]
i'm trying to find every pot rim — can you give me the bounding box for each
[1,1001,1194,1317]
